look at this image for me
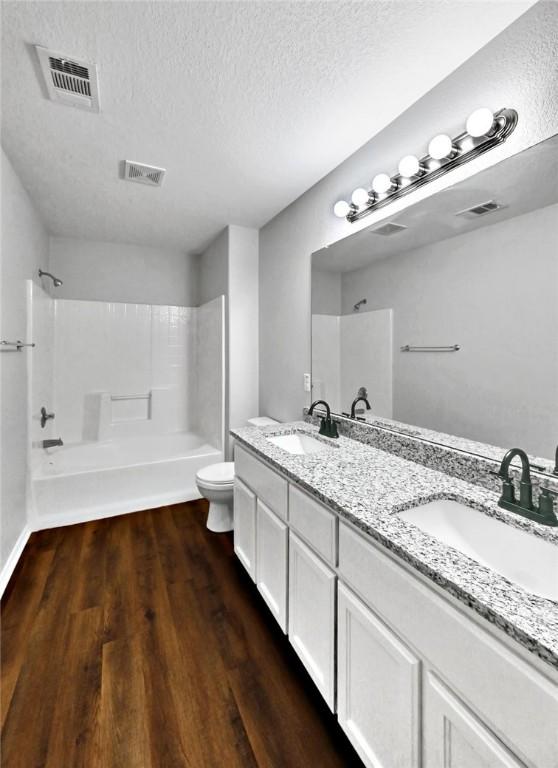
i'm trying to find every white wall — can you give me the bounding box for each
[49,236,199,306]
[340,203,558,458]
[259,2,558,422]
[1,148,49,580]
[198,228,229,305]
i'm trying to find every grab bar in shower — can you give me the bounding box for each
[110,393,151,401]
[1,339,36,350]
[400,344,460,352]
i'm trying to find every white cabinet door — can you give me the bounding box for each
[233,478,257,580]
[423,671,525,768]
[337,583,421,768]
[256,500,288,632]
[288,532,336,710]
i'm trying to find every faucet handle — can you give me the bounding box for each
[538,488,558,524]
[488,469,515,504]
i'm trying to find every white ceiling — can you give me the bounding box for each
[1,0,537,254]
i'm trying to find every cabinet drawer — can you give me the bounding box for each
[338,521,558,768]
[289,484,337,566]
[235,445,288,521]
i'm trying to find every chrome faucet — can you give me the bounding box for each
[350,396,371,420]
[492,447,558,526]
[308,400,339,439]
[42,438,63,449]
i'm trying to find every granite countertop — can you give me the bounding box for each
[231,421,558,671]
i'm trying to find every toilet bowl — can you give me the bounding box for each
[196,462,235,532]
[196,416,279,532]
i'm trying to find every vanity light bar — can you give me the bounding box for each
[334,107,518,223]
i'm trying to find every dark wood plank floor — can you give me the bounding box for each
[1,501,362,767]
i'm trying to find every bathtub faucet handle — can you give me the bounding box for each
[40,407,55,429]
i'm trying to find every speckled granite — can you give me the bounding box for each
[231,421,558,671]
[304,410,558,502]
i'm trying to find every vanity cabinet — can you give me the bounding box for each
[288,532,336,710]
[422,671,525,768]
[233,444,558,768]
[337,583,421,768]
[255,500,288,632]
[233,478,257,579]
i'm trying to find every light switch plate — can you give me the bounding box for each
[303,373,312,392]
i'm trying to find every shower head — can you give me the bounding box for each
[353,298,367,312]
[38,269,63,287]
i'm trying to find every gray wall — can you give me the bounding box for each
[50,236,199,306]
[198,225,260,455]
[341,203,558,458]
[198,228,229,305]
[311,270,341,315]
[228,225,259,434]
[1,148,49,578]
[259,3,558,422]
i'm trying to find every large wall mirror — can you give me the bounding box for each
[311,134,558,466]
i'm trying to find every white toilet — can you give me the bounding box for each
[196,417,279,532]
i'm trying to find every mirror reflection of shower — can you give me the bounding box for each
[38,268,63,287]
[353,298,367,312]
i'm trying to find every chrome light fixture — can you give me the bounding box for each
[333,107,518,221]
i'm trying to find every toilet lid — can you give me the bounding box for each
[197,462,235,485]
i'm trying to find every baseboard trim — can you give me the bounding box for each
[0,524,32,598]
[1,492,205,595]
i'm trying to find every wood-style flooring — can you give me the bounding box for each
[1,501,362,767]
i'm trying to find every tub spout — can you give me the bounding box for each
[43,438,63,448]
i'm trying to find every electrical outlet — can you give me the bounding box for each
[303,373,312,392]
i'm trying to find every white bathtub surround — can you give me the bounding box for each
[196,296,226,451]
[53,299,200,443]
[312,309,393,418]
[28,293,225,527]
[27,281,55,445]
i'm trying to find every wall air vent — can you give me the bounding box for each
[123,160,166,187]
[35,46,100,112]
[369,222,408,236]
[455,200,506,218]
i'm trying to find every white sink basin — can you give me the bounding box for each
[399,499,558,601]
[266,432,329,455]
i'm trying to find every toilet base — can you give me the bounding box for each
[206,500,234,533]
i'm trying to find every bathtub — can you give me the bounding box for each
[32,432,222,527]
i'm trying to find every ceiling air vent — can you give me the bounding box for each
[369,222,408,236]
[123,161,166,187]
[455,199,506,218]
[35,46,100,112]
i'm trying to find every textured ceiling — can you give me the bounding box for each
[1,0,536,253]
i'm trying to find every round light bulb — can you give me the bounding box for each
[371,173,394,194]
[398,154,420,178]
[333,200,350,218]
[428,134,454,160]
[351,187,370,207]
[466,107,495,138]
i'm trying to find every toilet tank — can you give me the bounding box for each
[246,416,279,427]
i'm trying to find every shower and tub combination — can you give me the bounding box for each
[27,278,225,527]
